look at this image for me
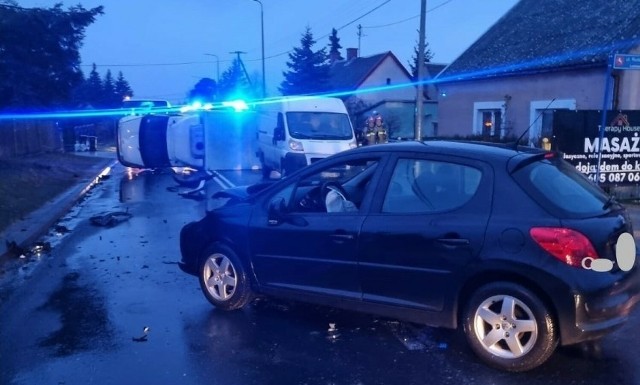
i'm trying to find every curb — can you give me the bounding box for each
[0,157,118,262]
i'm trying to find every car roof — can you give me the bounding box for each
[347,140,546,162]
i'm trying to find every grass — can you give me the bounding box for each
[0,152,110,233]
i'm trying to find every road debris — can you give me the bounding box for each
[5,241,26,258]
[54,224,70,234]
[327,323,340,342]
[31,241,51,254]
[132,326,150,342]
[89,211,132,227]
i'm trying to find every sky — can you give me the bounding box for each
[20,0,519,104]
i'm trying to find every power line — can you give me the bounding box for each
[330,0,391,35]
[80,60,231,68]
[80,0,394,68]
[248,0,392,62]
[362,0,454,29]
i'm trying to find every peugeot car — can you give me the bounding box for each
[179,140,640,372]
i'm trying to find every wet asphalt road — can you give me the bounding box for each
[1,164,640,385]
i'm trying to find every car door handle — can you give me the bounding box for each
[437,238,470,247]
[330,233,355,241]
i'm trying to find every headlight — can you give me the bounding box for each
[289,139,304,151]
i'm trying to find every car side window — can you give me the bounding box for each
[382,158,481,213]
[270,158,379,214]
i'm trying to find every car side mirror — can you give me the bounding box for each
[268,198,287,226]
[268,198,307,227]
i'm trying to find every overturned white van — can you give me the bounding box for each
[117,113,204,169]
[255,96,357,177]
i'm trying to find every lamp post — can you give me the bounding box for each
[415,0,426,140]
[253,0,266,98]
[204,53,220,82]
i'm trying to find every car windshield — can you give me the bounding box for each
[286,112,353,140]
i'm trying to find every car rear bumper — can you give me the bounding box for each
[560,266,640,345]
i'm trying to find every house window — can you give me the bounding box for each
[386,78,391,85]
[481,110,502,137]
[529,99,576,147]
[473,101,504,137]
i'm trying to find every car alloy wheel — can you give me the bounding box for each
[463,282,558,372]
[202,253,238,301]
[472,294,537,359]
[199,244,253,310]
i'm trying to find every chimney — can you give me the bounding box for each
[346,48,358,60]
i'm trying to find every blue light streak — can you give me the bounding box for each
[2,39,636,121]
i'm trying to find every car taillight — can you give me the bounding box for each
[530,227,599,268]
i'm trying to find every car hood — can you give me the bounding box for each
[212,181,274,202]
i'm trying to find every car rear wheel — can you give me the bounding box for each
[462,282,558,372]
[199,244,253,310]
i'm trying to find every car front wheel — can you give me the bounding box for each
[199,244,253,310]
[259,153,272,179]
[462,282,558,372]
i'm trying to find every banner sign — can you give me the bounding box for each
[552,110,640,185]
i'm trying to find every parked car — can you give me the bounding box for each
[179,140,640,372]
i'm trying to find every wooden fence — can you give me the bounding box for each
[0,118,117,158]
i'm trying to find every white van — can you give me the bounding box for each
[255,97,357,177]
[117,113,204,169]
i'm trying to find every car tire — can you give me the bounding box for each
[199,244,253,311]
[462,282,558,372]
[258,152,273,179]
[261,158,272,180]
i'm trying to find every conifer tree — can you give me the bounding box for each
[280,27,331,96]
[114,71,133,101]
[0,2,103,109]
[408,34,434,80]
[328,28,343,62]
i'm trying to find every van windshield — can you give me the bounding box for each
[286,112,353,140]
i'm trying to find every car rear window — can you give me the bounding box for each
[513,157,609,218]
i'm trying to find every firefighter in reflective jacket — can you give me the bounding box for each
[363,111,388,145]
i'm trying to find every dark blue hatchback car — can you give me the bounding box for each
[179,140,640,372]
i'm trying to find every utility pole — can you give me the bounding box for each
[357,24,364,57]
[253,0,266,98]
[230,51,253,88]
[415,0,427,141]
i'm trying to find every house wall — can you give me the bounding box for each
[437,68,611,139]
[357,56,416,105]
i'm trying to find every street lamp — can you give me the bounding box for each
[204,53,220,82]
[253,0,266,98]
